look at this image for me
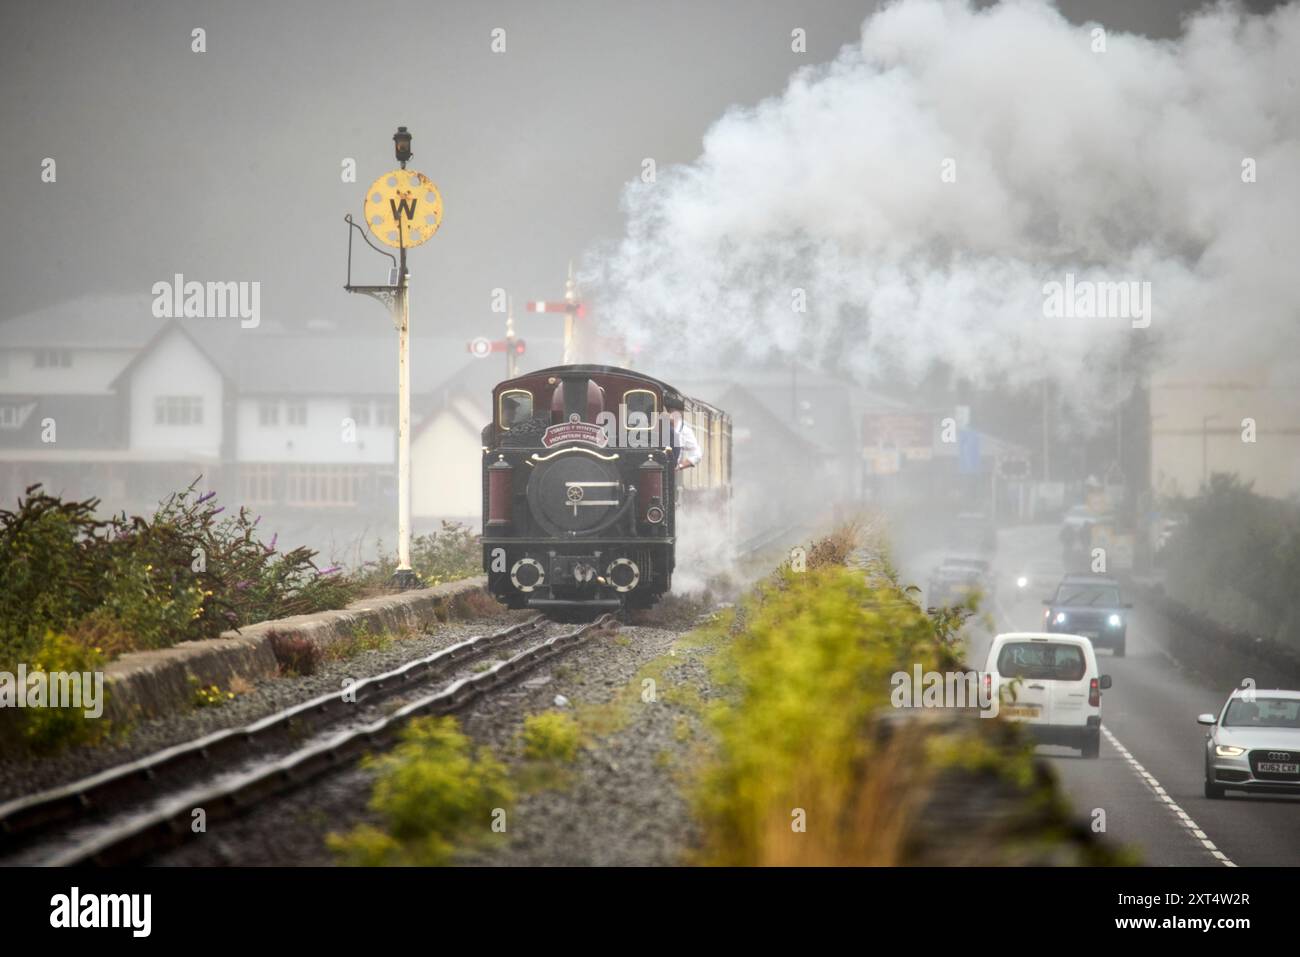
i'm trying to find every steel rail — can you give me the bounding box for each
[32,613,616,866]
[0,615,552,853]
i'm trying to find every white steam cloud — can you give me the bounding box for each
[586,0,1300,408]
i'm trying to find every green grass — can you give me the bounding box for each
[520,710,581,763]
[326,716,513,866]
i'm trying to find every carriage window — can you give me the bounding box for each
[499,390,533,429]
[623,389,657,431]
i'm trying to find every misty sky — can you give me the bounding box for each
[1,0,1261,344]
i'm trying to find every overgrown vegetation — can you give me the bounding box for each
[5,632,111,752]
[327,716,512,866]
[694,530,965,865]
[1164,474,1300,649]
[690,522,1124,866]
[0,482,358,667]
[520,710,581,763]
[356,521,482,590]
[0,482,358,751]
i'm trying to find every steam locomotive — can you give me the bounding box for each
[481,364,731,614]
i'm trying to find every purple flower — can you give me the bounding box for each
[319,565,341,576]
[197,490,217,504]
[210,506,225,516]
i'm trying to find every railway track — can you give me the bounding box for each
[736,521,808,559]
[0,613,618,866]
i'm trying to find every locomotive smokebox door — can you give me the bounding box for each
[527,454,623,537]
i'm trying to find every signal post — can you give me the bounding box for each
[344,126,442,589]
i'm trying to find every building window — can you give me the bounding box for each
[286,402,307,427]
[0,402,37,430]
[284,465,364,507]
[350,402,371,428]
[34,349,72,369]
[154,395,204,426]
[374,402,395,427]
[239,464,278,505]
[258,401,279,427]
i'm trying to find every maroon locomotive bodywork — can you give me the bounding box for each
[480,364,730,614]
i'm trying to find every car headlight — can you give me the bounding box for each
[1016,576,1028,589]
[1054,612,1067,624]
[1107,614,1122,628]
[1215,745,1247,757]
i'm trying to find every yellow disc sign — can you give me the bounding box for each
[364,169,443,249]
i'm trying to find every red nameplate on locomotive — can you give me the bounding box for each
[541,418,609,448]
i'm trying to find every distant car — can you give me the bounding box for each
[928,554,994,608]
[1198,689,1300,799]
[985,632,1111,758]
[1043,574,1131,657]
[1015,559,1062,593]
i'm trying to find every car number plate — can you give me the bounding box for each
[1258,762,1299,775]
[1003,705,1041,718]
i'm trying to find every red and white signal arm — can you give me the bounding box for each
[469,336,492,358]
[527,300,587,318]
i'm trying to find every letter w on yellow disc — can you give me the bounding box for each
[364,169,443,249]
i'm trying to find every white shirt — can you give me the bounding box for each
[674,418,702,467]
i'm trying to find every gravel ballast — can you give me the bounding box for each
[0,608,534,804]
[150,604,717,866]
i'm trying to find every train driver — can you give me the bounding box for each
[664,395,701,471]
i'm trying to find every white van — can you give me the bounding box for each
[984,632,1112,758]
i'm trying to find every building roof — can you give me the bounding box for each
[3,295,565,402]
[0,294,164,348]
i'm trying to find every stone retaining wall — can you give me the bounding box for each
[102,578,489,722]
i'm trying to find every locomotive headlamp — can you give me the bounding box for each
[646,505,665,524]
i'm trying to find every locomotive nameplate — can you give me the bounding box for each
[541,415,609,449]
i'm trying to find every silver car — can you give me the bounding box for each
[1198,689,1300,799]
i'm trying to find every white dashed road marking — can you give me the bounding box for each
[1102,725,1235,867]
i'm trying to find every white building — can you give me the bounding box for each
[0,297,518,552]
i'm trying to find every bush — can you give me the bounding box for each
[520,710,581,763]
[358,521,481,589]
[1165,475,1300,648]
[74,550,207,654]
[0,488,109,662]
[0,481,360,668]
[327,717,513,866]
[269,631,323,677]
[0,631,110,754]
[695,560,964,866]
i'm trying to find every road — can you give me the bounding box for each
[904,524,1300,867]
